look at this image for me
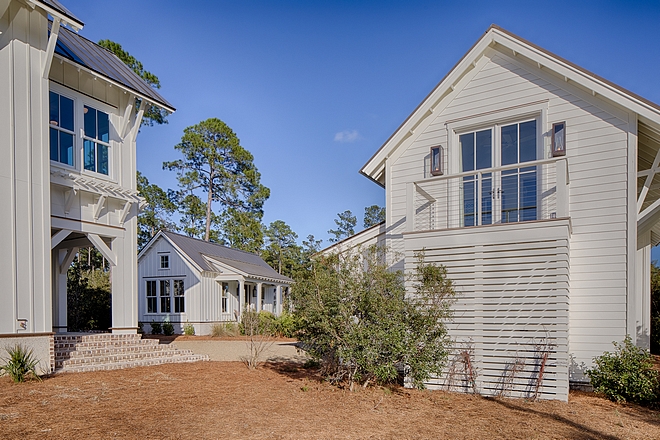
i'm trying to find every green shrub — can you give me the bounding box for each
[183,322,195,336]
[211,322,239,337]
[163,321,175,336]
[272,312,297,338]
[586,335,659,405]
[0,344,42,383]
[150,321,162,335]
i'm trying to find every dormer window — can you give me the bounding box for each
[430,146,443,176]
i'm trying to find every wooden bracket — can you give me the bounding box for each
[64,188,77,215]
[51,229,71,249]
[60,247,78,274]
[93,194,106,220]
[87,234,116,266]
[119,201,133,226]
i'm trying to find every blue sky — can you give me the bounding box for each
[63,0,660,255]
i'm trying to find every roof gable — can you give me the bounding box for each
[361,25,660,186]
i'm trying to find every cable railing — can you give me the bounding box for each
[406,157,569,233]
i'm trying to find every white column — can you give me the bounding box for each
[256,282,263,311]
[238,279,245,318]
[275,285,282,316]
[109,221,139,334]
[52,249,68,333]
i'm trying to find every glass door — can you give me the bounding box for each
[459,119,537,227]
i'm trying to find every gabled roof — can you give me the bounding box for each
[49,22,175,113]
[141,231,293,284]
[33,0,83,30]
[361,25,660,187]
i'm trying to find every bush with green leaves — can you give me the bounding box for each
[586,335,659,405]
[291,246,455,390]
[163,321,175,336]
[211,322,239,337]
[183,322,195,336]
[150,321,162,335]
[0,344,42,383]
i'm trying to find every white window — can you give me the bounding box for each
[48,89,113,176]
[160,254,169,269]
[83,106,110,175]
[148,278,185,314]
[146,280,157,313]
[174,279,185,313]
[49,91,75,167]
[458,119,538,226]
[221,283,228,313]
[160,280,171,313]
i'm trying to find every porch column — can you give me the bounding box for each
[238,279,245,318]
[256,282,263,312]
[275,285,282,316]
[109,231,138,334]
[52,249,68,333]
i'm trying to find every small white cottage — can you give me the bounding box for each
[335,25,660,400]
[138,231,293,335]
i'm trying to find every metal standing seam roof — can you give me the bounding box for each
[50,22,175,112]
[163,231,293,284]
[36,0,84,29]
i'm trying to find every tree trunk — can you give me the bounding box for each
[204,171,214,241]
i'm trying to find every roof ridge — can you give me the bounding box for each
[163,230,263,258]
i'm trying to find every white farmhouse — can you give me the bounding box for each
[342,25,659,400]
[0,0,191,373]
[138,231,293,335]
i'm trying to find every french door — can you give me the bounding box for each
[459,120,537,226]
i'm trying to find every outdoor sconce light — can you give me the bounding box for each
[552,122,566,157]
[430,146,443,176]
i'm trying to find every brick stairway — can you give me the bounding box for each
[54,333,208,373]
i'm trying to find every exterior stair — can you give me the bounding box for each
[54,333,208,373]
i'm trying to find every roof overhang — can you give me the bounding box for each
[29,0,83,31]
[361,25,660,187]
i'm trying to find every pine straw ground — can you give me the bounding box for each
[1,361,659,439]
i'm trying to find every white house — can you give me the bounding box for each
[138,231,293,335]
[1,0,174,373]
[341,25,660,400]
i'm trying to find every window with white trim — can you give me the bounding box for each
[458,118,538,226]
[146,278,185,314]
[146,280,157,313]
[49,91,75,167]
[83,105,110,175]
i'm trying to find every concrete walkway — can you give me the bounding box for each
[169,339,309,363]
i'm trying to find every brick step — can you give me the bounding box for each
[55,339,160,354]
[58,349,198,367]
[60,344,177,359]
[55,354,209,374]
[54,334,143,343]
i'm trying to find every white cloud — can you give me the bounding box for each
[334,130,360,143]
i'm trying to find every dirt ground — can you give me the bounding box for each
[1,361,659,439]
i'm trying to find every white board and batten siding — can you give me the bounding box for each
[138,237,201,332]
[386,45,633,396]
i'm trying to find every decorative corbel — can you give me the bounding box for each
[119,201,134,226]
[64,188,77,215]
[93,194,107,220]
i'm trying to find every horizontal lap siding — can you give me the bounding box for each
[388,47,631,395]
[405,222,570,400]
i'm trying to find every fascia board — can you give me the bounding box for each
[137,230,163,261]
[360,30,496,183]
[139,233,205,274]
[491,29,660,125]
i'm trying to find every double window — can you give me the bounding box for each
[48,91,111,176]
[145,278,185,314]
[459,119,538,226]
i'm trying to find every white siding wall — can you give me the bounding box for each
[0,0,51,335]
[388,47,631,389]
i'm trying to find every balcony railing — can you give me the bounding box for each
[406,157,569,233]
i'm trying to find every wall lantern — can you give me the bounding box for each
[430,146,443,176]
[552,122,566,157]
